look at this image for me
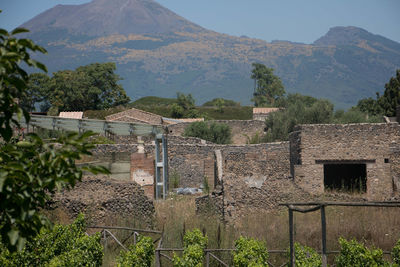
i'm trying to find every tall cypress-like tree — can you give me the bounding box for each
[378,69,400,117]
[251,63,285,107]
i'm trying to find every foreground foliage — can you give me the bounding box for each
[117,236,154,267]
[392,239,400,266]
[233,236,269,267]
[290,242,322,267]
[0,18,109,251]
[173,229,208,267]
[335,237,389,267]
[0,214,103,266]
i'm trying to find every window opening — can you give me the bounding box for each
[324,163,366,193]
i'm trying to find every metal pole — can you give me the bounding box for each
[162,134,168,199]
[155,136,161,200]
[321,205,327,267]
[289,208,295,267]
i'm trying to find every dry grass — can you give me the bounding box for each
[46,194,400,266]
[153,196,400,265]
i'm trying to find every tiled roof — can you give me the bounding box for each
[175,118,205,122]
[253,107,280,114]
[59,111,83,119]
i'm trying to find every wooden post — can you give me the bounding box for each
[206,251,210,267]
[321,205,327,267]
[289,208,295,267]
[155,249,161,267]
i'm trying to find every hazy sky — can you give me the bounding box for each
[1,0,399,44]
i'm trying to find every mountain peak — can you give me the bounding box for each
[21,0,205,36]
[313,26,373,46]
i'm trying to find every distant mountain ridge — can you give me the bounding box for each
[19,0,400,109]
[21,0,205,36]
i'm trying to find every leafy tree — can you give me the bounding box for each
[25,63,130,113]
[356,96,383,117]
[356,69,400,117]
[177,92,195,111]
[76,62,130,109]
[0,21,108,251]
[170,103,185,118]
[263,95,334,142]
[251,63,285,107]
[171,92,203,118]
[184,121,232,144]
[21,73,51,112]
[377,69,400,117]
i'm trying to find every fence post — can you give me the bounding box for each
[321,205,327,267]
[289,208,295,267]
[206,251,210,267]
[133,232,137,245]
[155,249,161,267]
[103,230,107,249]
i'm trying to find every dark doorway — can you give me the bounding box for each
[324,164,367,193]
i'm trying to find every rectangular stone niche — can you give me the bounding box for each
[323,163,367,193]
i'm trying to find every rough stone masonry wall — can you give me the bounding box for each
[290,123,400,200]
[167,120,266,144]
[218,142,294,219]
[51,176,155,226]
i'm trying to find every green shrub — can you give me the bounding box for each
[0,214,103,266]
[393,239,400,266]
[233,236,269,267]
[335,237,389,267]
[173,228,208,267]
[183,121,231,144]
[290,242,321,267]
[117,236,154,267]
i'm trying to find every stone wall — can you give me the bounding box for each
[51,176,155,226]
[167,120,266,144]
[289,123,400,199]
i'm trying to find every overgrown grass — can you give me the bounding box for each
[47,195,400,266]
[152,197,400,266]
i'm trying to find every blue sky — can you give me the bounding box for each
[0,0,399,44]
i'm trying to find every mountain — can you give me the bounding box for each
[19,0,400,109]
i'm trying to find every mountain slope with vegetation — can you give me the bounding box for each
[19,0,400,109]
